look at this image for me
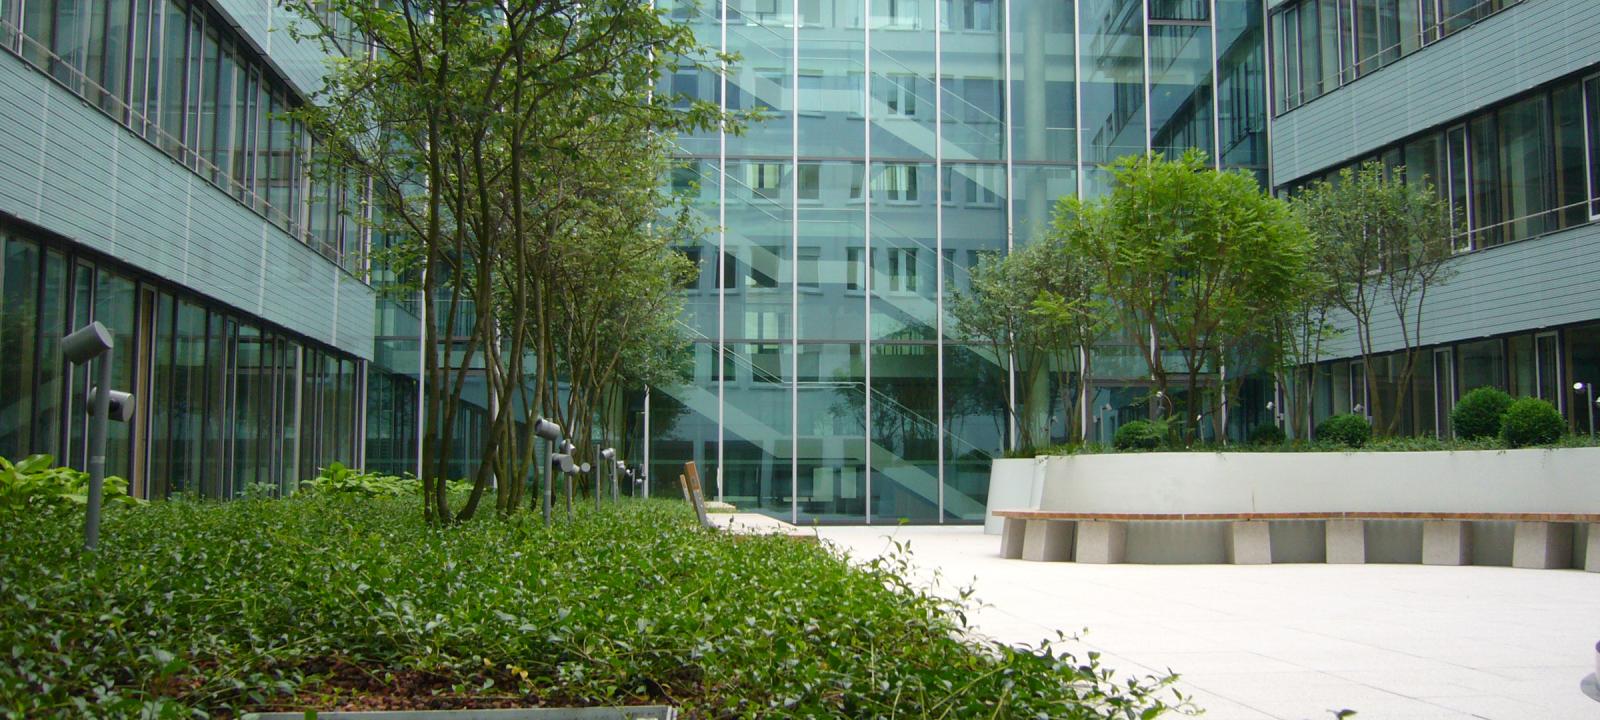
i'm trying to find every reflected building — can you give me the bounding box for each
[648,0,1268,522]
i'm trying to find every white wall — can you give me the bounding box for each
[1026,448,1600,515]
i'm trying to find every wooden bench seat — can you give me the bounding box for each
[993,509,1600,571]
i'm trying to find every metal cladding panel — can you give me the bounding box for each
[1272,0,1600,185]
[1319,223,1600,358]
[0,54,375,360]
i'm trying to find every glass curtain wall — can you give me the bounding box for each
[0,228,364,498]
[657,0,1266,523]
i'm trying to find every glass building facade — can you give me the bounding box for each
[650,0,1268,523]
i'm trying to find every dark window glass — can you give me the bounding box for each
[1551,81,1586,229]
[157,0,186,154]
[1467,115,1502,248]
[0,237,41,459]
[1444,125,1470,250]
[1495,95,1548,242]
[1588,77,1600,218]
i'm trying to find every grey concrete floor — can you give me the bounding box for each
[811,524,1600,720]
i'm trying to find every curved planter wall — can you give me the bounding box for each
[986,448,1600,567]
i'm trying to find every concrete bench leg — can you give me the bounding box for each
[1021,520,1075,562]
[1325,519,1365,564]
[1423,521,1473,566]
[1225,521,1271,565]
[1000,517,1028,559]
[1073,521,1125,564]
[1587,524,1600,573]
[1512,522,1574,569]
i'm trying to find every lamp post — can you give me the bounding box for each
[1576,382,1596,440]
[62,322,135,551]
[533,417,562,525]
[599,448,615,508]
[560,440,577,519]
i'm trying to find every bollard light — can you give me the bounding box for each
[62,322,112,363]
[61,321,133,551]
[534,417,563,442]
[1575,382,1595,440]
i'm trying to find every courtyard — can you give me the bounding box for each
[815,524,1600,720]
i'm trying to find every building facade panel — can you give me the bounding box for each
[1272,0,1600,185]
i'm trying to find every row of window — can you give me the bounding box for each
[1282,73,1600,251]
[1272,0,1518,115]
[682,244,985,295]
[0,0,368,273]
[1311,323,1600,437]
[667,0,1038,33]
[0,231,365,497]
[674,160,1008,206]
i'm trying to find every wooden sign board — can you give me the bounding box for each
[683,461,713,529]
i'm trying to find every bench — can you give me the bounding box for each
[993,509,1600,571]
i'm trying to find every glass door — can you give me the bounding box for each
[1433,348,1455,437]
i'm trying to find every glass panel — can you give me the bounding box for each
[169,300,206,494]
[1551,81,1586,229]
[1445,125,1470,249]
[148,292,175,497]
[1457,338,1504,393]
[0,237,41,459]
[93,269,136,480]
[1467,115,1501,248]
[1495,95,1548,242]
[795,343,866,523]
[33,250,69,460]
[1535,333,1560,408]
[1007,0,1074,163]
[1587,77,1600,218]
[943,343,1003,520]
[1508,334,1534,398]
[1080,0,1145,164]
[1567,324,1600,435]
[157,0,186,155]
[1149,22,1213,159]
[20,0,54,65]
[871,341,939,522]
[870,162,936,340]
[1217,0,1267,173]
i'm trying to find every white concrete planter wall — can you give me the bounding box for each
[1026,447,1600,515]
[982,458,1045,535]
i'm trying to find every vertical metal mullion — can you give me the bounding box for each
[1001,0,1016,454]
[790,0,799,525]
[1142,0,1151,155]
[1262,0,1275,190]
[1074,0,1082,198]
[716,0,727,504]
[1210,0,1220,168]
[862,0,872,524]
[933,0,943,521]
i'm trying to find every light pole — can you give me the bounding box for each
[599,447,616,507]
[1576,382,1596,440]
[533,417,562,525]
[62,322,135,551]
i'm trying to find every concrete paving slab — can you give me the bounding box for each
[814,524,1600,720]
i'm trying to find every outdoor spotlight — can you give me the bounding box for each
[87,388,136,423]
[600,447,615,461]
[62,321,112,363]
[560,440,576,454]
[616,460,625,470]
[550,453,577,474]
[1578,382,1589,392]
[533,417,563,442]
[1353,403,1365,414]
[1155,390,1165,399]
[580,462,592,474]
[1266,401,1275,411]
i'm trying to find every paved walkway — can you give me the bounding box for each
[812,525,1600,720]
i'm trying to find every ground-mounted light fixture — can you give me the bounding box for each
[1575,382,1595,440]
[536,418,564,525]
[61,321,135,551]
[599,448,616,506]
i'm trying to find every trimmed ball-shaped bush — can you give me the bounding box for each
[1113,419,1167,451]
[1450,386,1513,439]
[1318,413,1372,448]
[1500,397,1565,448]
[1248,423,1286,446]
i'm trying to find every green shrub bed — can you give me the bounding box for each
[0,497,1177,719]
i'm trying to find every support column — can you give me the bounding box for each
[1512,522,1574,570]
[1225,521,1271,565]
[1021,520,1075,562]
[1073,521,1126,564]
[1325,520,1365,564]
[1422,521,1473,566]
[1000,517,1028,559]
[1586,524,1599,573]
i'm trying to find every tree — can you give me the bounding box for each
[1293,161,1456,436]
[1063,151,1312,442]
[287,0,728,523]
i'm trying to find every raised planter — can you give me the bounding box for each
[245,707,677,719]
[982,458,1044,535]
[991,447,1600,566]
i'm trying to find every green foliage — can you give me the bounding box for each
[0,498,1181,718]
[297,462,469,498]
[1248,424,1287,446]
[1450,387,1513,439]
[1317,414,1372,448]
[1500,398,1566,448]
[0,454,141,511]
[1113,419,1169,451]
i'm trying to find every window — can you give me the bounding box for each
[849,162,865,200]
[719,251,738,289]
[797,163,821,200]
[940,0,994,30]
[846,247,864,290]
[797,72,824,114]
[871,0,919,28]
[745,162,782,200]
[876,163,919,202]
[747,246,781,289]
[1588,77,1600,218]
[798,247,820,289]
[1551,81,1586,229]
[876,74,919,117]
[886,248,917,292]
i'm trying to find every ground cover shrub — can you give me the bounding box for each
[1247,424,1286,446]
[1113,419,1168,451]
[297,462,470,498]
[0,454,140,511]
[0,497,1181,718]
[1450,387,1513,439]
[1317,414,1372,448]
[1500,397,1566,448]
